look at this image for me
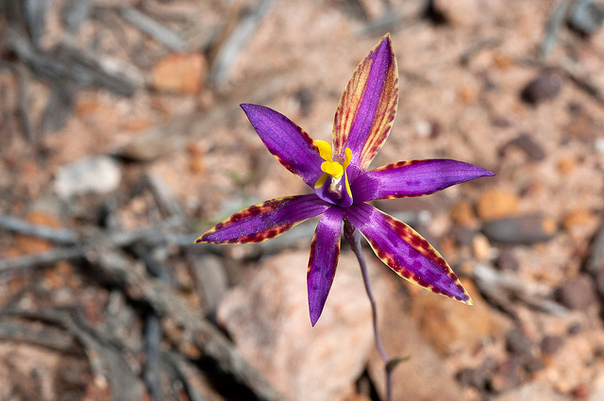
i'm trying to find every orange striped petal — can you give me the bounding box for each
[332,34,398,180]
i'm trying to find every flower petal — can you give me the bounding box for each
[345,203,472,304]
[352,159,494,202]
[241,104,323,188]
[196,194,329,244]
[332,34,398,180]
[307,207,343,326]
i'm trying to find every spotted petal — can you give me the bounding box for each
[241,104,324,188]
[196,195,329,244]
[332,34,398,181]
[345,203,472,304]
[307,207,343,326]
[352,159,494,202]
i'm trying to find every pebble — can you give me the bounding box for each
[411,281,496,354]
[521,70,563,105]
[482,214,557,244]
[472,233,493,260]
[495,248,519,271]
[541,335,564,355]
[54,156,122,199]
[506,328,533,356]
[556,274,598,310]
[151,52,207,94]
[476,188,520,221]
[568,0,604,36]
[499,133,546,161]
[451,199,478,227]
[563,209,595,230]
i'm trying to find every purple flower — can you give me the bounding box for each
[197,34,493,325]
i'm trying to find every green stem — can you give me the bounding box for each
[344,220,392,401]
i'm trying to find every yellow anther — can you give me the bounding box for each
[314,140,333,162]
[321,161,344,179]
[343,148,352,168]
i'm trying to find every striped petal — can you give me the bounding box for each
[352,159,494,202]
[241,104,324,188]
[332,34,398,181]
[345,203,472,304]
[196,194,329,244]
[307,207,344,326]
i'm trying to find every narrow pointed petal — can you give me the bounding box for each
[333,34,398,180]
[241,104,324,188]
[307,207,344,326]
[345,203,472,304]
[196,194,329,244]
[352,159,495,202]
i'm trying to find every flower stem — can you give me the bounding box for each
[344,220,392,401]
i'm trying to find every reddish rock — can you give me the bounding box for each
[151,53,207,94]
[217,251,377,401]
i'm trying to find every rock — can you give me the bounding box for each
[476,188,520,221]
[410,281,497,354]
[568,0,604,36]
[506,328,533,356]
[556,274,598,310]
[472,233,493,260]
[495,249,519,271]
[54,156,121,199]
[499,133,546,161]
[450,199,478,227]
[217,251,376,401]
[541,335,564,356]
[368,277,467,401]
[482,214,557,244]
[490,382,572,401]
[151,52,207,94]
[521,70,563,105]
[562,208,596,230]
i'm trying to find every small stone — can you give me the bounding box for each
[565,113,599,142]
[571,383,590,399]
[557,157,576,175]
[54,156,121,199]
[499,133,546,161]
[457,367,490,391]
[521,71,563,105]
[451,199,478,227]
[482,214,557,244]
[563,208,595,230]
[151,52,207,94]
[506,328,532,355]
[568,0,604,36]
[495,249,519,271]
[476,188,520,221]
[556,274,598,310]
[472,233,492,260]
[541,335,564,355]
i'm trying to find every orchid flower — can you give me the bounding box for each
[196,34,493,326]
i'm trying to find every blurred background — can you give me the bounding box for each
[1,0,604,400]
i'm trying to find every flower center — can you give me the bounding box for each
[313,140,353,206]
